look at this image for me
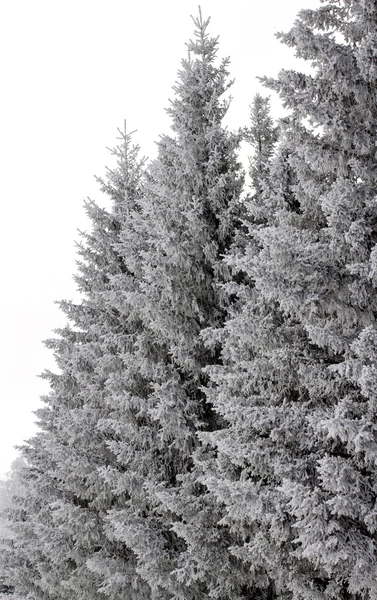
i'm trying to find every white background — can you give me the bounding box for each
[0,0,317,477]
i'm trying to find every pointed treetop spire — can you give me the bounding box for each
[187,6,219,61]
[192,5,209,36]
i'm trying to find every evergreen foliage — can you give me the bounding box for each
[3,130,148,600]
[0,458,25,599]
[100,10,245,599]
[201,1,377,599]
[247,94,278,201]
[5,2,377,599]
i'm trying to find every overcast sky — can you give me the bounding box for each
[0,0,318,477]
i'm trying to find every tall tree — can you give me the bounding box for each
[101,10,246,599]
[201,1,377,599]
[4,129,149,600]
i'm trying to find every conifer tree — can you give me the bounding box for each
[101,10,246,599]
[0,458,26,600]
[201,1,377,598]
[247,94,278,201]
[4,129,149,600]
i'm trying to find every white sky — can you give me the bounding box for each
[0,0,318,478]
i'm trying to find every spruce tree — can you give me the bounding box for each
[101,10,246,599]
[247,94,278,201]
[4,129,149,600]
[202,1,377,599]
[0,458,26,600]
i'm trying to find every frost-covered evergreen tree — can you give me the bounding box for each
[0,456,48,600]
[4,129,149,600]
[0,458,26,600]
[201,1,377,599]
[101,11,246,600]
[247,94,278,201]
